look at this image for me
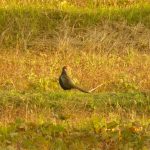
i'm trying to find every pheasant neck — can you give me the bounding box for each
[62,69,68,76]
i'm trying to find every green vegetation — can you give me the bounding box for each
[0,0,150,49]
[0,90,149,149]
[0,0,149,149]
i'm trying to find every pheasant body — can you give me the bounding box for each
[59,68,75,90]
[59,66,89,93]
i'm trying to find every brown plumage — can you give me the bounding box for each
[59,66,89,93]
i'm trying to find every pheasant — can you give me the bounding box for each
[59,66,89,93]
[59,66,102,93]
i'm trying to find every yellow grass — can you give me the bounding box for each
[0,48,149,92]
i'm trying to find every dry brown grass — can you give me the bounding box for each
[0,21,149,92]
[0,48,149,93]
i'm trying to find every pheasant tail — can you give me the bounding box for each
[74,86,89,93]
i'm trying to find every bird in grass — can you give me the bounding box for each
[59,66,89,93]
[59,66,102,93]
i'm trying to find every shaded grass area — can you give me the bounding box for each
[1,4,150,28]
[0,90,149,149]
[0,3,150,49]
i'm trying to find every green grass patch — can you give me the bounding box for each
[0,90,149,149]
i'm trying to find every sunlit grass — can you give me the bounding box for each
[0,51,149,92]
[0,50,149,149]
[0,0,150,149]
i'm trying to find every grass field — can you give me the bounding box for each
[0,0,150,149]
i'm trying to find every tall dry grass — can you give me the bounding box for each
[0,0,150,50]
[0,47,149,93]
[0,0,149,93]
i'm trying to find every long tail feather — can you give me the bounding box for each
[88,84,103,93]
[74,86,89,93]
[74,84,104,93]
